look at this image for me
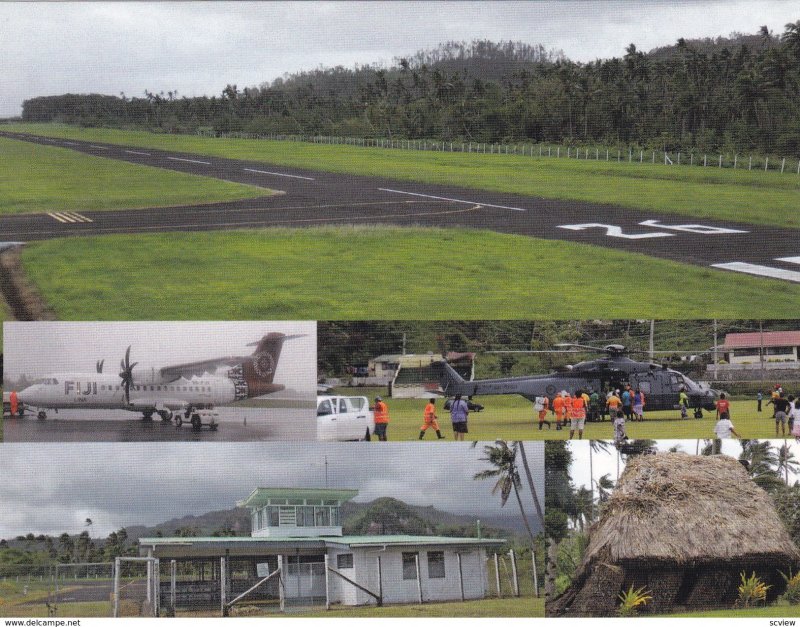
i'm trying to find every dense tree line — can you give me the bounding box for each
[19,25,800,155]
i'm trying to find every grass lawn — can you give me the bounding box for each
[0,135,270,216]
[330,392,790,440]
[296,596,544,618]
[18,226,800,320]
[662,600,799,617]
[5,123,800,228]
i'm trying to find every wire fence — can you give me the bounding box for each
[196,130,800,176]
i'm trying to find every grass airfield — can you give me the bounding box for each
[5,123,800,228]
[3,124,800,318]
[332,391,790,441]
[0,136,269,216]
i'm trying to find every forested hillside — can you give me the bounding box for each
[18,24,800,155]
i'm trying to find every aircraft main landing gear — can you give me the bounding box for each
[37,410,47,420]
[142,411,154,422]
[158,409,172,422]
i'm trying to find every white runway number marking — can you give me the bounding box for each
[48,212,93,224]
[557,223,674,239]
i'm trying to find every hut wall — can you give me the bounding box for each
[685,567,738,610]
[561,562,624,617]
[644,566,684,614]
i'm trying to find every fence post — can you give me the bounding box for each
[509,549,519,597]
[765,157,769,172]
[494,553,501,597]
[704,155,707,167]
[734,154,737,169]
[324,554,331,610]
[749,155,752,170]
[781,157,786,173]
[719,154,722,168]
[639,150,643,163]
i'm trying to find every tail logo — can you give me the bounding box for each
[253,352,276,379]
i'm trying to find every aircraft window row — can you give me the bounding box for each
[124,385,212,392]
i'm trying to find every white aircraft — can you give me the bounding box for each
[16,333,301,424]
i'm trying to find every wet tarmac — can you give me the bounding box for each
[2,407,315,442]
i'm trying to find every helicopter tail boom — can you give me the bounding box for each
[433,361,477,397]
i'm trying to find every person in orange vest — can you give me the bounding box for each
[552,393,565,430]
[569,390,587,440]
[10,390,19,417]
[419,398,444,440]
[373,396,389,441]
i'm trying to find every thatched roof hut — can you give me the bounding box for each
[548,452,800,617]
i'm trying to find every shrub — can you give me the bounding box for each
[617,585,652,617]
[737,571,770,608]
[780,570,800,604]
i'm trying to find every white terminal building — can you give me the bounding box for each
[138,487,505,612]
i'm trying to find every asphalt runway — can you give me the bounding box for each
[2,131,799,283]
[2,407,315,442]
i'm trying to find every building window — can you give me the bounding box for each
[267,506,279,527]
[257,509,263,530]
[297,506,314,527]
[330,507,340,526]
[427,552,445,578]
[315,507,330,527]
[337,554,354,569]
[402,552,418,580]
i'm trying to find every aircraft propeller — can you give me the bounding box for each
[96,359,104,374]
[119,346,138,404]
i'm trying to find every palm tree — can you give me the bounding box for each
[588,440,612,520]
[777,442,800,485]
[475,441,542,596]
[596,474,615,503]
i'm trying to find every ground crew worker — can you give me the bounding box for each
[419,398,445,439]
[373,396,389,441]
[552,393,565,430]
[679,388,689,419]
[534,395,551,430]
[569,390,586,440]
[563,392,573,430]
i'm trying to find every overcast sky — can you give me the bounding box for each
[0,441,545,537]
[3,321,316,392]
[2,1,797,117]
[569,439,800,490]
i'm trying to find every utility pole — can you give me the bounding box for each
[760,321,765,381]
[713,319,718,381]
[649,320,654,361]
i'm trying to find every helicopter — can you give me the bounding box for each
[432,343,719,416]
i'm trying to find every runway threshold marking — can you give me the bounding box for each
[47,212,93,224]
[167,156,212,165]
[243,168,315,181]
[711,260,800,283]
[125,150,151,156]
[378,188,526,211]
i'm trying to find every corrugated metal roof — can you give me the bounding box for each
[236,487,359,508]
[724,331,800,349]
[139,534,504,548]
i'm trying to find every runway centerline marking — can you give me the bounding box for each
[711,261,800,283]
[378,188,526,211]
[167,156,212,165]
[243,168,315,181]
[89,145,109,150]
[125,150,151,156]
[777,256,800,265]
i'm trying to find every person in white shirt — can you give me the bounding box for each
[713,415,741,439]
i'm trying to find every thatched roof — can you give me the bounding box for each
[579,452,800,566]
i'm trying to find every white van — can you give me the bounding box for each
[317,395,374,441]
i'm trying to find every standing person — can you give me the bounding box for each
[757,391,763,413]
[632,388,646,422]
[569,390,586,440]
[613,409,627,446]
[419,398,444,440]
[773,392,791,437]
[552,392,565,431]
[534,395,551,430]
[679,388,689,420]
[788,395,798,434]
[589,389,602,422]
[715,392,731,420]
[10,390,18,417]
[607,390,621,418]
[373,396,389,441]
[621,385,633,422]
[449,394,469,441]
[714,411,741,439]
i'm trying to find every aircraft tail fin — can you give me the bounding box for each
[241,332,303,397]
[433,360,475,397]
